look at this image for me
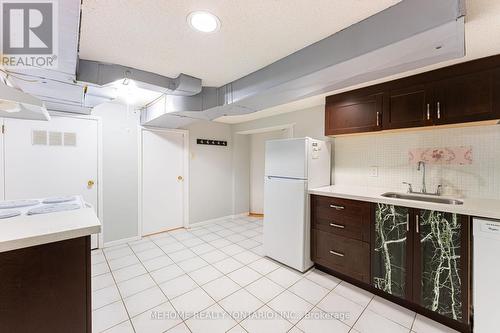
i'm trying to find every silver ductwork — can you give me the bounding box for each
[76,60,202,96]
[141,0,466,128]
[6,0,201,115]
[6,0,466,126]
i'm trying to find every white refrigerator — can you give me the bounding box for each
[263,137,331,272]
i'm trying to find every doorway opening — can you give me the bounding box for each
[236,124,294,216]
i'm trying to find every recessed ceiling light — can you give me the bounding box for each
[187,11,220,33]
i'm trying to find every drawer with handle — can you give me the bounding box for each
[311,195,371,219]
[311,195,371,242]
[311,229,370,283]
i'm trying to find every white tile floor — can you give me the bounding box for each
[91,216,459,333]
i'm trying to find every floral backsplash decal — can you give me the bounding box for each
[409,146,473,165]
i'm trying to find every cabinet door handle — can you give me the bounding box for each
[329,223,345,229]
[416,214,420,233]
[406,213,410,231]
[329,250,345,257]
[437,102,441,119]
[330,205,345,210]
[376,111,380,126]
[426,104,430,120]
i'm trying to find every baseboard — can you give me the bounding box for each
[188,212,250,228]
[232,212,250,219]
[248,213,264,218]
[103,235,141,248]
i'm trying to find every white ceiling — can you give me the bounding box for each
[79,0,401,88]
[216,0,500,124]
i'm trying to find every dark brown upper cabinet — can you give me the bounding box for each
[384,84,433,129]
[432,70,497,125]
[325,92,383,135]
[325,55,500,136]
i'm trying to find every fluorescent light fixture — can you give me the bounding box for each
[0,83,50,120]
[0,99,21,112]
[114,79,137,105]
[187,11,221,33]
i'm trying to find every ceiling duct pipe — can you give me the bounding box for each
[140,0,466,128]
[76,60,202,96]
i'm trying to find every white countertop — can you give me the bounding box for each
[309,185,500,220]
[0,207,101,253]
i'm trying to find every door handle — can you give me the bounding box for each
[177,176,184,181]
[437,102,441,119]
[376,111,380,127]
[87,180,95,188]
[406,213,410,231]
[329,205,345,210]
[426,104,430,120]
[329,223,345,229]
[329,250,345,257]
[416,214,420,233]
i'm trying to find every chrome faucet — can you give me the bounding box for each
[417,161,427,194]
[402,161,442,196]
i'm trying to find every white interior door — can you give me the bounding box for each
[3,116,100,248]
[141,129,185,235]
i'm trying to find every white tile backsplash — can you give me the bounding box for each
[333,125,500,199]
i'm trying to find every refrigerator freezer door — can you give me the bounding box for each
[263,176,312,272]
[306,139,331,189]
[265,138,307,179]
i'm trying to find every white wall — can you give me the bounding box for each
[231,105,331,214]
[92,103,235,241]
[232,133,250,216]
[184,120,234,224]
[233,105,327,140]
[92,102,140,243]
[249,130,287,214]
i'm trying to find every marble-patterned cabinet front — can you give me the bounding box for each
[372,205,470,325]
[373,203,411,299]
[416,210,468,322]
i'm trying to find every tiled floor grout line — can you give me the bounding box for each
[410,312,418,332]
[95,217,422,333]
[166,222,265,332]
[94,219,299,332]
[285,277,346,332]
[347,295,374,333]
[101,243,138,333]
[92,217,265,332]
[94,218,305,332]
[160,218,266,331]
[125,242,191,333]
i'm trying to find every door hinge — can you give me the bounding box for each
[1,125,4,134]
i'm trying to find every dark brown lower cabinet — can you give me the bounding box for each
[371,204,471,332]
[312,229,370,283]
[0,237,91,333]
[414,210,470,324]
[372,204,412,300]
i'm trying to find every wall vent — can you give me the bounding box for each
[32,130,47,145]
[64,132,77,146]
[49,132,63,146]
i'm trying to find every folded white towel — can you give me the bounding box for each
[0,210,21,219]
[0,200,39,209]
[27,203,81,215]
[42,196,76,204]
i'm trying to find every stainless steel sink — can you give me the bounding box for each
[381,192,464,205]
